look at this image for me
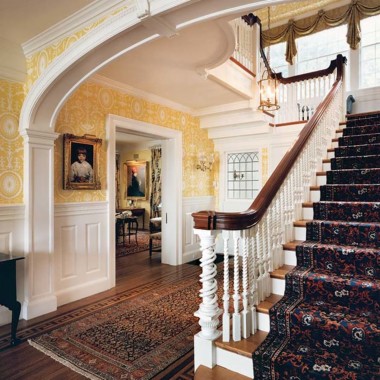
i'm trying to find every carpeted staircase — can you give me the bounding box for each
[253,112,380,379]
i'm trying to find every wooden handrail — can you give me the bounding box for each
[192,54,345,231]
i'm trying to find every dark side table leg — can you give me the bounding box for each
[10,301,21,346]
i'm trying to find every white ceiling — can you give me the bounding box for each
[0,0,342,143]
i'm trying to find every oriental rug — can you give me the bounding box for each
[116,231,160,257]
[253,112,380,379]
[29,265,222,380]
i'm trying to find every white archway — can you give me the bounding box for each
[18,0,282,319]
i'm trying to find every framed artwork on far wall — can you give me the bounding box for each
[124,160,148,200]
[63,134,102,190]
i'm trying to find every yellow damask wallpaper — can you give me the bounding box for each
[25,7,126,92]
[0,79,24,204]
[54,81,215,203]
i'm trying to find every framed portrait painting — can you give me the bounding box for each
[63,134,102,190]
[124,161,148,200]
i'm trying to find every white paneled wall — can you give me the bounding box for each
[182,196,215,263]
[54,202,110,306]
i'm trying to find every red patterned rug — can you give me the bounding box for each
[28,266,217,379]
[116,231,160,257]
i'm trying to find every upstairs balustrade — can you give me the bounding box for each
[192,54,346,371]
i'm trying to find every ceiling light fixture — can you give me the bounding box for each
[258,6,280,112]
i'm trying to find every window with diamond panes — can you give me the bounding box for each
[227,152,260,199]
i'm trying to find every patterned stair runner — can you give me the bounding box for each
[253,113,380,379]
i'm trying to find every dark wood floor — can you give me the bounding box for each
[0,250,200,379]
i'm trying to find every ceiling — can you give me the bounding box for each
[0,0,343,121]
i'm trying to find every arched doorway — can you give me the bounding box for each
[18,0,262,320]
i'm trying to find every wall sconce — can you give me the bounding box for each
[196,152,214,171]
[233,170,244,180]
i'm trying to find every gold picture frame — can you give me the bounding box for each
[124,161,148,200]
[63,134,102,190]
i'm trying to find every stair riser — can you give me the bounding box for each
[284,249,297,266]
[303,207,313,220]
[258,311,270,332]
[316,174,326,186]
[216,347,254,378]
[295,225,307,241]
[310,189,321,202]
[314,205,380,223]
[322,162,331,171]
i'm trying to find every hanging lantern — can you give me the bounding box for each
[258,6,280,112]
[258,68,280,111]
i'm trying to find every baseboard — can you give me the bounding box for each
[55,276,112,306]
[21,294,58,320]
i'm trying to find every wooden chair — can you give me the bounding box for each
[149,217,161,257]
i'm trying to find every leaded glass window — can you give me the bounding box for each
[227,152,260,199]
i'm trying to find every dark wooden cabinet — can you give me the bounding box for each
[0,253,24,345]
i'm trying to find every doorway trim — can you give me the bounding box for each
[106,114,183,285]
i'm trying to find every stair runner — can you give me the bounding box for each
[253,113,380,380]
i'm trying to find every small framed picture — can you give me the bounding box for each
[63,134,102,190]
[124,161,148,200]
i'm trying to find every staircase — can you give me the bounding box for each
[195,110,380,379]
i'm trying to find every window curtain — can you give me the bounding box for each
[262,0,380,64]
[150,146,162,218]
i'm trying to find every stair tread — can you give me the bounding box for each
[294,219,311,227]
[215,330,268,358]
[195,365,252,380]
[316,171,326,176]
[283,240,304,250]
[310,185,320,191]
[302,201,313,207]
[270,264,294,279]
[257,294,283,314]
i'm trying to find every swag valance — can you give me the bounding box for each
[262,0,380,64]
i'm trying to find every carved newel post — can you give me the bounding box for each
[193,229,222,370]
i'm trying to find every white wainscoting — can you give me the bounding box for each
[54,202,111,306]
[182,196,215,263]
[0,205,25,326]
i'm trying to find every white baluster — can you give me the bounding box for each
[256,223,264,302]
[248,226,257,333]
[241,230,251,338]
[222,230,230,342]
[232,231,241,341]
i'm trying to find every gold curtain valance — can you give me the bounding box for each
[262,0,380,65]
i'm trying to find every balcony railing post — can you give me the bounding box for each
[193,229,222,370]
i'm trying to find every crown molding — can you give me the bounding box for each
[90,74,195,115]
[22,0,126,56]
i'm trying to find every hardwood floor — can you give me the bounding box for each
[0,250,201,379]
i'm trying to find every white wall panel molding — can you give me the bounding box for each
[55,201,108,217]
[348,86,380,115]
[0,204,25,221]
[55,204,109,307]
[182,196,214,263]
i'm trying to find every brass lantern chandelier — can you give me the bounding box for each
[258,6,280,112]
